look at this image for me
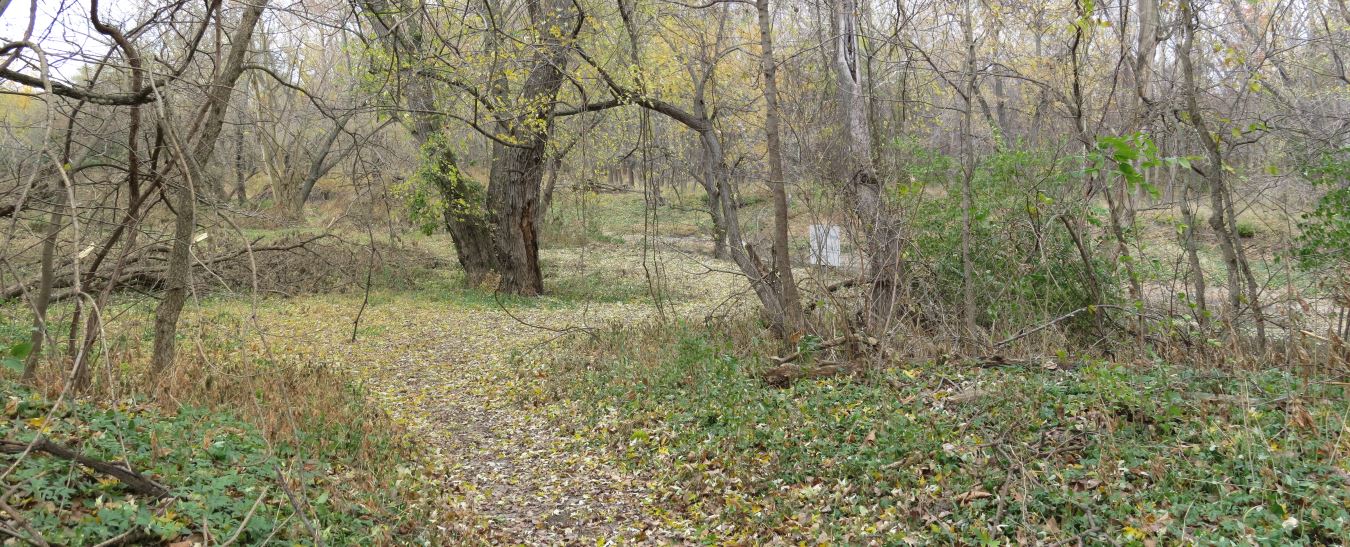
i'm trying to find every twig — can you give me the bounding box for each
[90,496,176,547]
[350,227,378,343]
[219,487,269,546]
[272,465,322,546]
[0,498,48,547]
[771,335,851,364]
[995,308,1087,347]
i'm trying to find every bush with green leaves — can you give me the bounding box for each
[897,141,1113,337]
[397,133,488,236]
[1296,147,1350,268]
[1237,221,1258,239]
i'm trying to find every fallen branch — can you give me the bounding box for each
[963,354,1036,368]
[947,387,989,404]
[761,361,859,388]
[771,335,850,365]
[804,278,861,312]
[995,308,1088,347]
[0,498,48,547]
[771,334,880,365]
[0,437,169,498]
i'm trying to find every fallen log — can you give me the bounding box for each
[761,361,859,388]
[1,437,169,498]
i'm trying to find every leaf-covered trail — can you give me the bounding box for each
[251,249,747,543]
[366,304,686,543]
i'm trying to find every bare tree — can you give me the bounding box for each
[150,0,269,378]
[756,0,804,336]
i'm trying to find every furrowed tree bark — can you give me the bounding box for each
[150,0,267,378]
[484,0,580,296]
[832,0,902,332]
[407,75,498,283]
[429,142,497,286]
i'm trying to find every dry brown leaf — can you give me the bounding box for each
[955,489,993,503]
[1290,403,1315,430]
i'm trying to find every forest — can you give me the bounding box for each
[1,0,1349,543]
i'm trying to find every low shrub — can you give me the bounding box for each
[538,322,1350,544]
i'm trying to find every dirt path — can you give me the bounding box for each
[296,250,749,544]
[360,305,684,543]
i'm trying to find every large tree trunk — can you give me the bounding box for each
[832,0,902,332]
[408,86,498,283]
[423,143,496,285]
[487,137,549,295]
[273,173,305,220]
[362,0,498,283]
[483,0,578,295]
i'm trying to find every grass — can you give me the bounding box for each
[541,190,713,248]
[1,241,723,543]
[533,321,1350,544]
[367,252,666,308]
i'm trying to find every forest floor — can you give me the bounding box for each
[5,195,1349,544]
[232,235,1350,544]
[224,242,750,543]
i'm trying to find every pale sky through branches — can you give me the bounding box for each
[0,0,128,81]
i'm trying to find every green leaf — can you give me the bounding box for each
[9,341,32,359]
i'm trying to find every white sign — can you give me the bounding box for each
[809,224,842,267]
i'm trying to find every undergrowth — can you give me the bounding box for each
[2,291,457,544]
[537,321,1350,544]
[1,377,433,544]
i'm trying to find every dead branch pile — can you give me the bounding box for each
[2,235,442,301]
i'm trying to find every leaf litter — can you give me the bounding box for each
[220,243,750,543]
